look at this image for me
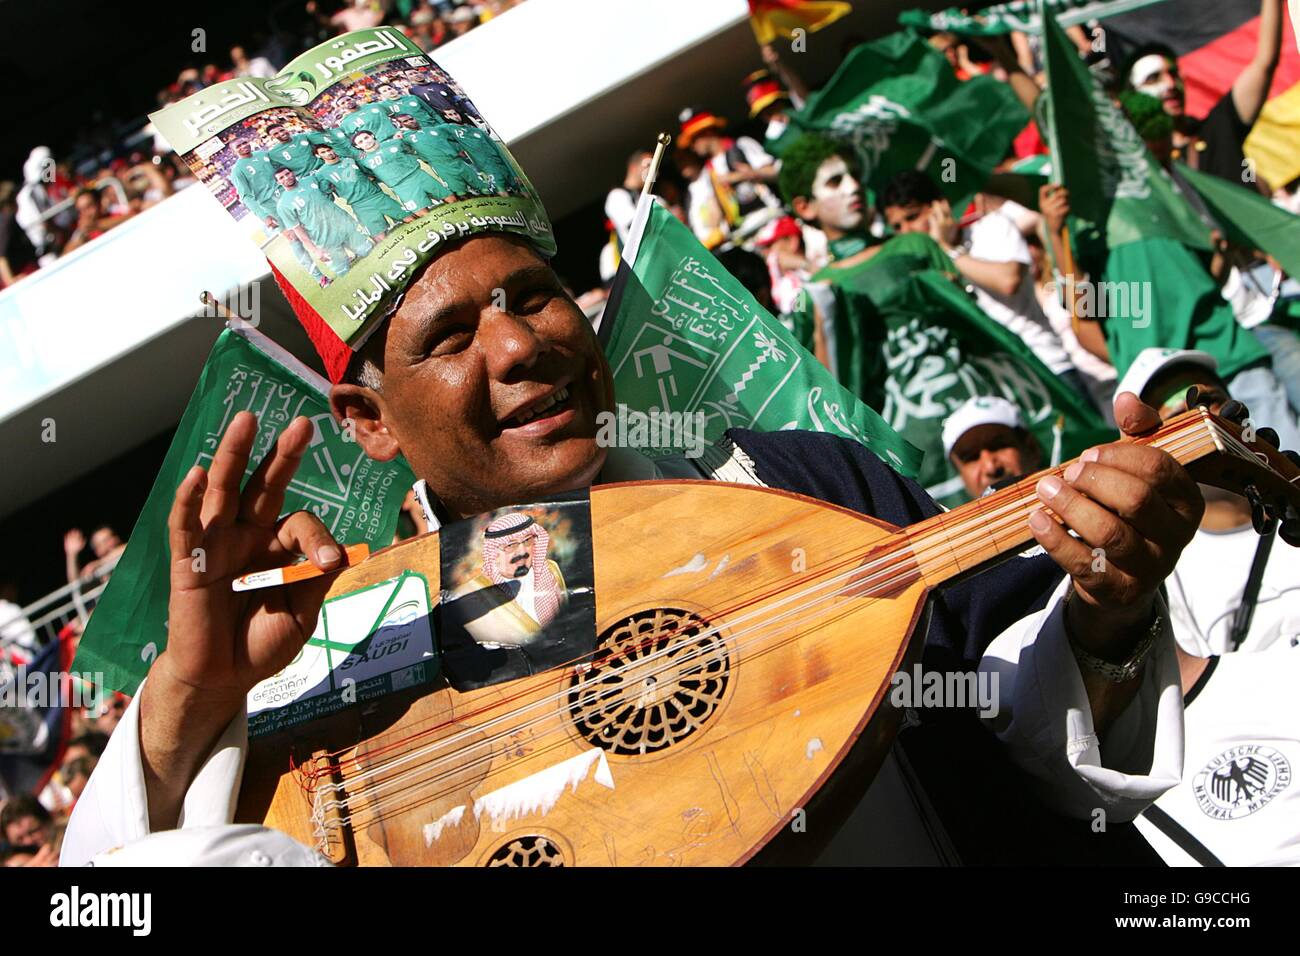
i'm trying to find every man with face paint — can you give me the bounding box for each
[63,57,1210,868]
[1123,0,1284,187]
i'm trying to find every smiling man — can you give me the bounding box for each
[63,57,1208,867]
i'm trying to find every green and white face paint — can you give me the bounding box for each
[810,155,864,234]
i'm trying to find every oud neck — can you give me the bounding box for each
[904,409,1223,589]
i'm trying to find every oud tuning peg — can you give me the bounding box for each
[1219,399,1249,424]
[1185,385,1205,409]
[1280,519,1300,548]
[1255,426,1280,448]
[1283,450,1300,468]
[1244,484,1277,535]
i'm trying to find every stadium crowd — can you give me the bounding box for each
[2,0,1300,868]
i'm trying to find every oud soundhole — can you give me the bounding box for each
[568,607,729,755]
[486,835,566,867]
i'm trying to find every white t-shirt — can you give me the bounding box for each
[963,210,1074,375]
[1166,522,1300,656]
[1135,646,1300,865]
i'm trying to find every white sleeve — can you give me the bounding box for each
[968,213,1032,266]
[603,188,637,244]
[59,678,249,866]
[978,578,1185,822]
[736,136,775,169]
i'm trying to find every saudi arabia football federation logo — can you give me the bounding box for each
[1193,745,1291,820]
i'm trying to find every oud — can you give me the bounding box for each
[236,407,1300,865]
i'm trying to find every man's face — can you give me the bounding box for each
[270,126,292,143]
[233,140,252,158]
[90,528,120,558]
[75,194,97,224]
[274,168,297,189]
[627,153,650,189]
[355,131,378,152]
[378,85,399,100]
[883,200,933,236]
[394,114,419,131]
[1130,54,1185,117]
[950,424,1037,498]
[806,156,864,234]
[338,97,358,113]
[5,816,47,848]
[316,146,339,164]
[691,132,722,158]
[345,236,611,517]
[492,538,533,579]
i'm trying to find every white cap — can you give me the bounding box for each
[87,825,332,867]
[1116,348,1218,405]
[941,396,1024,458]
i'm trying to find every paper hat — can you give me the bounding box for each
[151,28,555,383]
[743,68,791,119]
[941,396,1025,458]
[678,107,728,148]
[1116,347,1219,406]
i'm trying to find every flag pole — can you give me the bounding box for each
[1037,0,1082,334]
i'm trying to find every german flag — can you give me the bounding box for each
[747,0,852,46]
[1105,0,1300,189]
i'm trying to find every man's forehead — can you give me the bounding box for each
[952,424,1019,456]
[813,156,851,186]
[392,238,555,330]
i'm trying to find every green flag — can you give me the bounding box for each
[73,328,416,695]
[899,0,1170,35]
[602,203,923,478]
[798,236,1112,505]
[1040,10,1210,255]
[793,30,1028,206]
[1176,161,1300,281]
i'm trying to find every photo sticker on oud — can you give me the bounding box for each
[438,492,596,692]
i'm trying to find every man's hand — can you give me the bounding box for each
[927,199,958,249]
[1039,184,1070,236]
[264,216,280,230]
[141,411,341,830]
[63,529,85,557]
[1029,391,1203,659]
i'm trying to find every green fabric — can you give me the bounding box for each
[380,94,440,127]
[316,157,395,208]
[72,329,415,695]
[276,178,368,250]
[1097,238,1268,379]
[1176,161,1300,281]
[827,234,872,260]
[1040,12,1210,257]
[320,127,359,161]
[267,133,327,177]
[400,128,480,195]
[450,127,517,192]
[764,121,801,159]
[340,105,397,142]
[603,203,923,477]
[230,153,280,213]
[360,142,449,203]
[899,0,1171,35]
[801,233,1111,505]
[792,29,1028,208]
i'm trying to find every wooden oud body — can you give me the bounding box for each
[237,481,930,866]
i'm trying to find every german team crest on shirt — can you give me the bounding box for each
[1193,745,1292,820]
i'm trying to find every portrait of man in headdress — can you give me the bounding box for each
[438,497,595,691]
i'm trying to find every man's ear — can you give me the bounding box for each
[330,384,401,461]
[791,195,817,225]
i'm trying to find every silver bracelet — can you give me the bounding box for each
[1063,587,1163,683]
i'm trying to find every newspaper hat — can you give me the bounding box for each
[941,396,1025,458]
[151,28,555,382]
[1116,347,1219,406]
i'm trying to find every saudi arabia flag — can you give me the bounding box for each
[600,202,924,479]
[73,327,416,696]
[795,236,1112,506]
[899,0,1171,35]
[1175,161,1300,281]
[792,29,1028,206]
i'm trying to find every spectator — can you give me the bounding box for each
[15,146,62,262]
[0,181,39,289]
[677,106,782,249]
[941,396,1044,500]
[605,149,650,247]
[230,44,277,79]
[1122,0,1284,188]
[308,0,386,35]
[60,188,130,256]
[878,170,1086,402]
[0,580,38,665]
[2,793,52,849]
[753,214,811,316]
[1119,347,1300,656]
[63,526,125,585]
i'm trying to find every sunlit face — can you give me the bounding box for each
[950,424,1038,499]
[1130,54,1185,116]
[337,236,612,518]
[808,156,864,233]
[492,538,533,579]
